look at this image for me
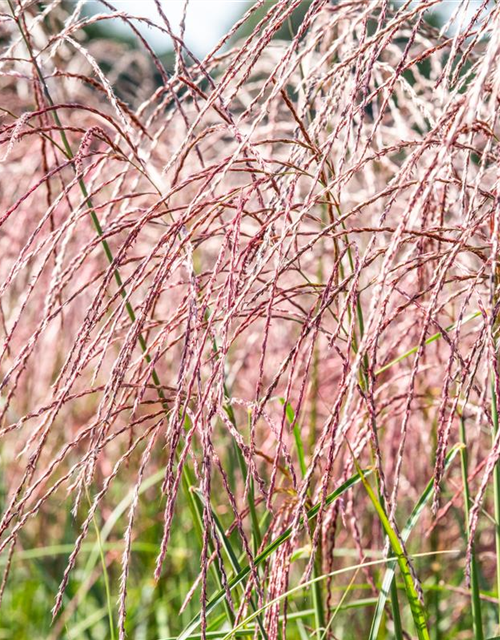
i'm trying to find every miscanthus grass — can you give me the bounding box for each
[1,0,500,638]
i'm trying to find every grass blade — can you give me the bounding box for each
[349,449,430,640]
[177,469,371,640]
[192,489,268,639]
[368,443,462,640]
[217,551,457,640]
[375,312,481,376]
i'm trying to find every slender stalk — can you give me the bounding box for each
[182,466,236,627]
[312,547,326,639]
[389,581,404,640]
[459,415,484,640]
[491,372,500,627]
[318,567,361,640]
[349,447,430,640]
[368,444,462,640]
[429,410,441,640]
[85,487,116,640]
[282,399,324,635]
[193,489,268,639]
[492,244,500,629]
[245,410,262,555]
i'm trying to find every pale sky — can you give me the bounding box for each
[88,0,245,56]
[88,1,491,57]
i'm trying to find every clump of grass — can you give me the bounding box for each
[1,1,500,638]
